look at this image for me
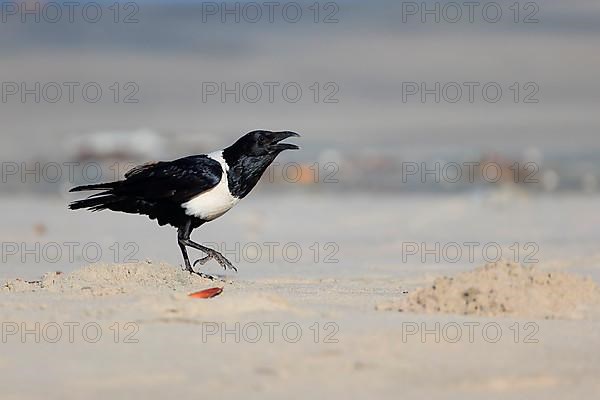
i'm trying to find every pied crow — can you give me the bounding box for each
[69,130,300,279]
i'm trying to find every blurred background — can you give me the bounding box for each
[1,0,599,279]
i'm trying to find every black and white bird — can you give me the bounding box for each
[69,130,300,279]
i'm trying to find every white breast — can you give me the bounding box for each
[182,151,240,220]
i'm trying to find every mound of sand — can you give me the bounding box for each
[379,261,600,319]
[1,263,296,320]
[1,262,212,296]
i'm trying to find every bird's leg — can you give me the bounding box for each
[178,241,193,272]
[177,224,218,280]
[184,240,238,272]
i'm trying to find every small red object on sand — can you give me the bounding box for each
[188,287,223,299]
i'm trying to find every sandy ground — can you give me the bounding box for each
[379,260,600,319]
[1,193,600,399]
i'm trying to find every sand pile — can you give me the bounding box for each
[0,263,295,320]
[380,261,600,319]
[1,262,212,296]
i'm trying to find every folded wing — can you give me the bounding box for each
[69,156,223,226]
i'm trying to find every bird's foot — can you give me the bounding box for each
[193,250,238,272]
[181,264,221,281]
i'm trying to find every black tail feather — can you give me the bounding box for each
[69,182,118,193]
[69,193,116,211]
[69,192,171,225]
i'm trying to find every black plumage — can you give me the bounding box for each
[69,130,300,278]
[70,156,222,228]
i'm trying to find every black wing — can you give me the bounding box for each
[115,156,223,202]
[69,156,223,223]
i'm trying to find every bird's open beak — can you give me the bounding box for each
[270,131,300,151]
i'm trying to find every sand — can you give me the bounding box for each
[1,262,212,296]
[2,195,600,399]
[378,261,600,319]
[2,263,600,400]
[3,259,600,318]
[4,259,600,324]
[0,263,297,325]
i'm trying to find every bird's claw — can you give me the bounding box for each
[194,271,217,281]
[193,251,237,272]
[181,264,218,281]
[193,256,211,266]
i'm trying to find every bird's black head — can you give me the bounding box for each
[226,130,300,157]
[223,130,301,198]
